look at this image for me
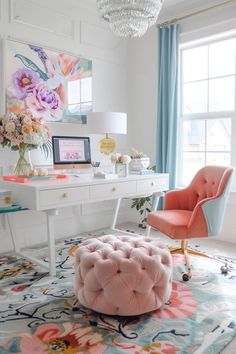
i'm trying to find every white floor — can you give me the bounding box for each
[117,222,236,354]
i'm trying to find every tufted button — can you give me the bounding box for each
[117,269,121,274]
[161,258,169,265]
[133,290,136,293]
[142,267,146,270]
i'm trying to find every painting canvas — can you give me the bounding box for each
[4,39,92,124]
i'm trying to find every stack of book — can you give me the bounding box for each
[129,169,155,175]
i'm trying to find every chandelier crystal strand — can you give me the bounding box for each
[97,0,163,38]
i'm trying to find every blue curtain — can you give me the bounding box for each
[156,24,180,190]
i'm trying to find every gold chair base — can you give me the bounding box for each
[170,240,229,281]
[170,240,212,281]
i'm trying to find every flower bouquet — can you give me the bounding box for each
[110,153,131,165]
[111,153,131,177]
[0,111,51,176]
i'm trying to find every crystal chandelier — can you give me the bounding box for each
[96,0,163,38]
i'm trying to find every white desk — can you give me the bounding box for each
[0,173,169,275]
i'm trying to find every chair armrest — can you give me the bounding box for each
[188,195,218,234]
[189,194,226,236]
[164,187,191,210]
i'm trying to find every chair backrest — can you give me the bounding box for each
[186,165,233,210]
[190,165,234,236]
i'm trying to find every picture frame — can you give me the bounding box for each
[4,38,92,124]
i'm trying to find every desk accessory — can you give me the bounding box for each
[3,174,69,183]
[91,161,101,175]
[129,169,155,175]
[93,172,118,179]
[0,189,12,208]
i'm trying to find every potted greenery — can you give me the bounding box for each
[131,164,156,228]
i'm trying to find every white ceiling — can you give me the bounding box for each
[48,0,235,24]
[73,1,228,18]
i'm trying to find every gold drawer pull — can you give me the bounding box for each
[62,192,68,198]
[112,187,116,192]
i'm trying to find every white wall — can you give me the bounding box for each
[0,0,129,252]
[127,26,158,165]
[126,2,236,243]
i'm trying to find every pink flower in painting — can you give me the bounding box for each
[113,338,179,353]
[26,83,62,121]
[4,322,107,354]
[154,281,197,319]
[11,68,41,100]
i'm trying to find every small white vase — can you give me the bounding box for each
[115,163,129,177]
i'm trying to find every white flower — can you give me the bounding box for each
[23,117,32,125]
[111,153,121,163]
[122,154,131,164]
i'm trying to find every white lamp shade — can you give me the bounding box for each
[87,112,127,134]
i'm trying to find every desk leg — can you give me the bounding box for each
[6,214,20,253]
[111,198,137,236]
[145,191,165,236]
[111,198,121,230]
[46,209,58,277]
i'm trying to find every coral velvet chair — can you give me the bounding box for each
[146,165,234,281]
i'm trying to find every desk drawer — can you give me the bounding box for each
[90,181,136,200]
[39,186,89,207]
[137,177,168,194]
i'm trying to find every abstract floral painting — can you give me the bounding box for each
[5,39,92,124]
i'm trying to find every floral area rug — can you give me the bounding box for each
[0,231,236,354]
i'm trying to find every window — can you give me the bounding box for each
[179,35,236,186]
[67,77,92,116]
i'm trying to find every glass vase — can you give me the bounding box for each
[115,163,129,177]
[14,145,33,177]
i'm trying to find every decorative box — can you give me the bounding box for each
[130,157,150,171]
[0,189,13,209]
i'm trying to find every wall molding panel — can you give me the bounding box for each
[10,0,74,39]
[81,20,121,50]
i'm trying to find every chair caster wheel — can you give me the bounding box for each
[182,273,190,281]
[221,266,228,275]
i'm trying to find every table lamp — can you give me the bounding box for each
[87,112,127,154]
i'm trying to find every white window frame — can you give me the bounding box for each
[177,33,236,187]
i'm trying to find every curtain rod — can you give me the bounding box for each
[157,0,236,26]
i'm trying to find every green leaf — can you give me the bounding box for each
[15,54,48,81]
[40,140,52,159]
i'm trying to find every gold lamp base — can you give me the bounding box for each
[99,136,116,154]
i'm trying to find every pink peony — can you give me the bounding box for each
[26,83,62,121]
[11,68,41,100]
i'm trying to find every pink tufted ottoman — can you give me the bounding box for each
[74,234,173,316]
